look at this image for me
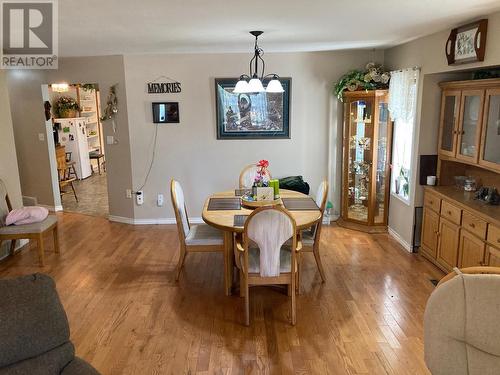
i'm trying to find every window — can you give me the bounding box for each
[388,68,419,203]
[391,117,414,201]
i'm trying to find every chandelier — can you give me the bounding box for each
[233,31,284,94]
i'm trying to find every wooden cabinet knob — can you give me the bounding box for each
[447,210,452,215]
[469,223,476,228]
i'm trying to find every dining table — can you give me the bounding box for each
[202,189,322,296]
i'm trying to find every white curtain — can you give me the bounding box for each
[388,68,420,122]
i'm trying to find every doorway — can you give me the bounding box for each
[42,83,109,217]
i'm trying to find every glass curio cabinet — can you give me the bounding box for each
[339,90,393,232]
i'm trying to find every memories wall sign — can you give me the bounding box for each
[146,75,182,94]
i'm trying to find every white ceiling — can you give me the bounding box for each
[60,0,500,56]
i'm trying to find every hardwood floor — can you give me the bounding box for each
[0,212,444,374]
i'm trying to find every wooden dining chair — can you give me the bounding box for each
[65,152,78,179]
[234,206,302,326]
[239,164,272,189]
[56,150,78,202]
[299,180,328,283]
[0,179,59,266]
[170,179,224,280]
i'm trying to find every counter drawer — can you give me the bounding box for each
[462,211,487,239]
[487,225,500,247]
[440,200,462,225]
[424,192,441,213]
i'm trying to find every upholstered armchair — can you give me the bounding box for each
[424,267,500,375]
[0,274,100,374]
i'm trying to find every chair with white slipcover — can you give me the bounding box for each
[239,164,272,189]
[170,179,223,281]
[234,206,302,326]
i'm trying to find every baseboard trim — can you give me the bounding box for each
[388,227,412,253]
[38,204,63,212]
[108,216,204,225]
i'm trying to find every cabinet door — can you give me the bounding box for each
[456,90,484,163]
[344,98,374,224]
[421,208,439,259]
[372,96,391,225]
[437,218,460,271]
[486,246,500,267]
[438,90,461,158]
[479,89,500,172]
[458,229,486,268]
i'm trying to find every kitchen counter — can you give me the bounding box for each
[425,186,500,226]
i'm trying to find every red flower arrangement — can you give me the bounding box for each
[254,160,270,187]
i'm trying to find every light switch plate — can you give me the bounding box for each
[157,194,164,207]
[38,133,45,141]
[106,135,114,145]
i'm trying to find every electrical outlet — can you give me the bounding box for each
[157,194,164,207]
[136,190,144,205]
[126,189,132,199]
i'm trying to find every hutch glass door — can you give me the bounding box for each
[457,90,483,161]
[439,91,460,156]
[480,89,500,170]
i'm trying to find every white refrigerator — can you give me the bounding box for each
[56,117,92,179]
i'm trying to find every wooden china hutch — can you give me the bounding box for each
[338,90,393,233]
[421,78,500,273]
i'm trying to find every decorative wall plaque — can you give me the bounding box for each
[445,19,488,65]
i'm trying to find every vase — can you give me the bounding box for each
[59,109,77,118]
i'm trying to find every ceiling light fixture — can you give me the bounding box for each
[51,83,69,92]
[233,31,284,94]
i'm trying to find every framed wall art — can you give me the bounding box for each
[214,77,291,139]
[445,19,488,65]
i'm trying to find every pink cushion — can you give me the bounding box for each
[5,207,49,226]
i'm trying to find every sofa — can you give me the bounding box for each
[0,273,100,374]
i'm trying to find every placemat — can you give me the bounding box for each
[235,189,252,197]
[282,198,319,211]
[233,215,249,227]
[207,197,241,211]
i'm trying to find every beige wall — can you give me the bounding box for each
[6,56,135,218]
[6,70,54,206]
[123,50,383,220]
[0,71,23,256]
[384,11,500,247]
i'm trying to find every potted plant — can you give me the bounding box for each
[399,167,410,198]
[333,62,390,101]
[53,96,81,118]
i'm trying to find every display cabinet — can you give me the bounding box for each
[339,90,393,232]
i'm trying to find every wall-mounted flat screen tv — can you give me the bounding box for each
[152,102,179,123]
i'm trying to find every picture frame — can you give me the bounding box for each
[215,77,291,139]
[445,19,488,65]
